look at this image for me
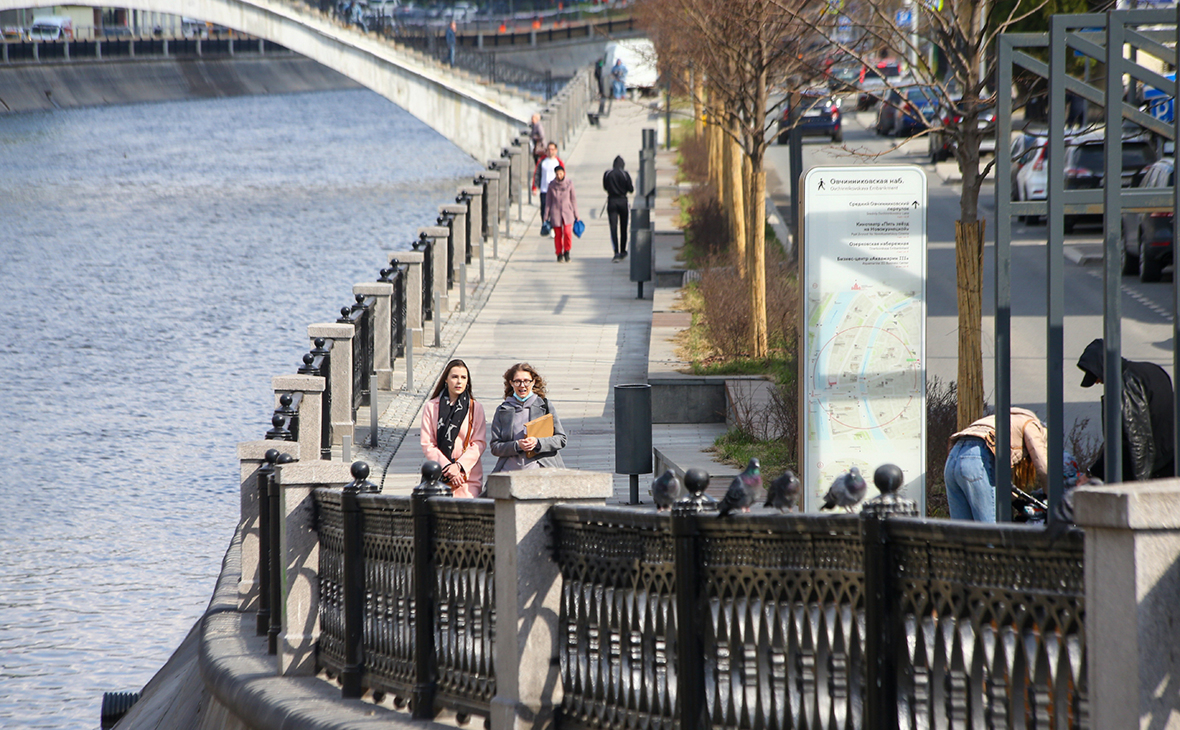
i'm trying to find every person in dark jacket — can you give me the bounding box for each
[1076,337,1175,481]
[602,155,634,262]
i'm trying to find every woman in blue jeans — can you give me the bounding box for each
[944,407,1050,522]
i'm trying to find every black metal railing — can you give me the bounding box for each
[414,234,434,322]
[314,465,496,719]
[437,211,456,291]
[298,337,333,460]
[380,262,408,360]
[337,295,375,416]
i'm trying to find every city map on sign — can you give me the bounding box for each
[801,166,927,511]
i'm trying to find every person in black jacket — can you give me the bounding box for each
[602,155,634,262]
[1076,337,1175,481]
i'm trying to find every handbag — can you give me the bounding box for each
[541,220,552,236]
[572,219,585,238]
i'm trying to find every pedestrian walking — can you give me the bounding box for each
[537,142,562,217]
[446,20,457,66]
[489,363,566,473]
[420,358,487,497]
[1076,337,1175,481]
[943,407,1050,522]
[529,113,546,170]
[602,155,634,262]
[611,59,627,100]
[545,165,578,262]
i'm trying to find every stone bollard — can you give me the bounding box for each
[274,458,353,676]
[1074,478,1180,728]
[354,281,394,391]
[481,170,501,259]
[235,440,300,611]
[308,322,354,451]
[440,203,466,290]
[392,249,424,348]
[487,469,613,730]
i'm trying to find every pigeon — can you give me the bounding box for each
[822,466,867,512]
[717,458,762,517]
[764,470,801,513]
[650,470,683,511]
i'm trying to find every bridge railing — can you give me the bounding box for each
[263,466,1089,729]
[0,34,286,64]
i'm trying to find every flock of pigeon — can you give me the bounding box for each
[651,457,869,515]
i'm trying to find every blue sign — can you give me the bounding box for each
[1143,74,1176,124]
[896,8,913,26]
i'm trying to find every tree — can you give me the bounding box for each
[638,0,828,358]
[783,0,1051,428]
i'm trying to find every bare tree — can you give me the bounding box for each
[638,0,827,358]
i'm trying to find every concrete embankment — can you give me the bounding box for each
[0,55,361,113]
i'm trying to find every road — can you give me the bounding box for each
[764,102,1176,438]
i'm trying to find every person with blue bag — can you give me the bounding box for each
[544,165,579,262]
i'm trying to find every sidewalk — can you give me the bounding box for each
[358,100,733,503]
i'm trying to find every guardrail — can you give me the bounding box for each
[0,34,287,64]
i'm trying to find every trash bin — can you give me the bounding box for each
[615,383,653,504]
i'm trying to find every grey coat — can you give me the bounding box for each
[489,395,567,472]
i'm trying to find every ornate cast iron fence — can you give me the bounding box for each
[380,262,408,360]
[314,488,496,719]
[551,507,1086,730]
[337,295,375,416]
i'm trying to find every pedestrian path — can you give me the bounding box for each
[357,100,734,503]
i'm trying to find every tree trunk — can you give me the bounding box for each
[692,70,704,139]
[955,219,986,429]
[748,166,769,358]
[728,120,746,277]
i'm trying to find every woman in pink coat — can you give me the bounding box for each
[545,165,579,262]
[420,358,487,497]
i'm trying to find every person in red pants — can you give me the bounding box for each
[544,165,579,262]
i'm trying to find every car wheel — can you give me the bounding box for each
[1140,237,1163,283]
[778,131,787,145]
[1121,236,1139,276]
[832,127,842,143]
[1064,216,1075,234]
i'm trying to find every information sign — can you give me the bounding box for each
[799,166,927,513]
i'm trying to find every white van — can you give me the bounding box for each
[29,16,73,41]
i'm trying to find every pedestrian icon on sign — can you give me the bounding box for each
[818,178,826,191]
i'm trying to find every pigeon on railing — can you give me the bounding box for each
[717,458,761,517]
[822,466,866,512]
[651,470,683,511]
[765,470,801,513]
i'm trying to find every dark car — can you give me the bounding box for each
[778,91,842,144]
[856,60,904,111]
[875,86,937,137]
[1063,131,1157,233]
[927,95,997,163]
[826,62,862,92]
[1120,157,1174,282]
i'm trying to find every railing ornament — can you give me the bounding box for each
[861,463,917,518]
[311,337,331,358]
[412,232,429,251]
[455,191,471,204]
[297,352,317,374]
[673,467,716,515]
[344,460,380,495]
[413,460,450,498]
[265,413,293,441]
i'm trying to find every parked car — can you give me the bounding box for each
[826,62,862,92]
[856,60,904,111]
[928,101,997,163]
[779,90,842,143]
[28,15,72,41]
[1063,130,1157,233]
[1120,157,1174,282]
[2,26,25,41]
[875,85,937,136]
[1010,133,1047,223]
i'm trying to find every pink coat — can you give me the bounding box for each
[420,397,488,498]
[545,176,579,227]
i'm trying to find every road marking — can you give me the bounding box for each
[1086,269,1174,322]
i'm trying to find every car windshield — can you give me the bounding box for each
[1073,142,1154,171]
[906,87,937,104]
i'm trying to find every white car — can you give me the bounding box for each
[1011,133,1047,224]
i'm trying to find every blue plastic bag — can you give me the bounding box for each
[572,219,585,238]
[541,220,552,236]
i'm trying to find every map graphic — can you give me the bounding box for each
[801,166,927,511]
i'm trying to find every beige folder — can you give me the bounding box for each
[524,413,554,458]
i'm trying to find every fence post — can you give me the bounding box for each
[420,226,450,315]
[672,468,712,730]
[412,461,450,718]
[268,451,296,655]
[236,440,280,612]
[394,249,425,348]
[488,468,614,730]
[274,458,352,675]
[862,514,898,730]
[272,374,324,466]
[308,322,354,452]
[256,448,279,636]
[341,461,379,698]
[354,281,394,391]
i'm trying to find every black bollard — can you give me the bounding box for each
[256,448,279,636]
[411,460,447,718]
[268,452,295,655]
[341,460,377,699]
[672,467,711,730]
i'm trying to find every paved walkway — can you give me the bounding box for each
[357,100,732,503]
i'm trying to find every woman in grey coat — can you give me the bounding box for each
[489,362,567,472]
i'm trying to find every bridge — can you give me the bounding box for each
[0,0,538,160]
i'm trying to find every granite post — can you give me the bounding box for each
[392,249,424,348]
[353,281,394,391]
[237,440,301,611]
[441,204,466,288]
[487,469,614,730]
[308,322,354,450]
[419,226,451,315]
[274,459,353,675]
[1074,478,1180,729]
[272,374,324,464]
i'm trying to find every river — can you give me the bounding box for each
[0,88,482,729]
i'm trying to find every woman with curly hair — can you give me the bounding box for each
[420,359,487,497]
[489,362,567,473]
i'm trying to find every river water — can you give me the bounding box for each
[0,88,481,729]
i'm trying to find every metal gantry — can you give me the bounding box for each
[995,10,1180,521]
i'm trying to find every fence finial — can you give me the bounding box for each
[346,461,380,494]
[414,460,450,497]
[861,464,917,518]
[674,468,716,514]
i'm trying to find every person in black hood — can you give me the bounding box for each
[1076,337,1175,481]
[602,155,634,262]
